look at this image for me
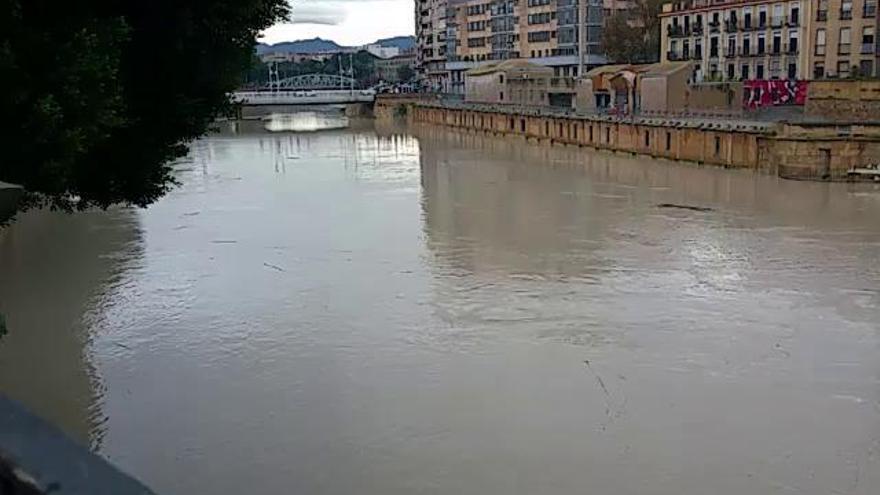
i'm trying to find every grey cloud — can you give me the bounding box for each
[291,3,348,25]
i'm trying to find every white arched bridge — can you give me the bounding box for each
[234,73,375,105]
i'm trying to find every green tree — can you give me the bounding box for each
[0,0,289,215]
[601,0,664,64]
[397,64,415,82]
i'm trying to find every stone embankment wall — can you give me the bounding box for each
[805,80,880,122]
[374,96,880,180]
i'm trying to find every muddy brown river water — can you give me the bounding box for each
[1,111,879,494]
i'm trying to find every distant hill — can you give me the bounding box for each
[374,36,415,51]
[257,35,415,54]
[256,37,343,55]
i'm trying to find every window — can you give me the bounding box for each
[771,59,781,78]
[772,4,784,26]
[666,132,671,151]
[743,6,752,28]
[727,36,736,56]
[859,59,874,76]
[862,26,875,54]
[841,0,852,19]
[790,3,800,24]
[743,35,751,55]
[814,62,825,78]
[644,130,650,147]
[589,125,594,141]
[527,31,552,43]
[838,61,850,78]
[772,31,782,53]
[815,29,826,55]
[606,127,610,142]
[727,63,735,80]
[866,0,878,17]
[756,63,765,79]
[500,91,504,101]
[499,74,504,84]
[758,33,766,54]
[817,0,828,20]
[714,136,721,156]
[789,32,798,53]
[758,7,767,27]
[710,37,719,57]
[742,64,750,80]
[839,27,851,54]
[787,62,797,79]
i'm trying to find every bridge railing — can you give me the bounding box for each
[233,90,375,105]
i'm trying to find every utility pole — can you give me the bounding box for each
[577,0,587,78]
[350,52,355,96]
[268,61,280,92]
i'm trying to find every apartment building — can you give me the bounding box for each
[659,0,878,81]
[660,0,811,81]
[417,0,613,91]
[810,0,877,78]
[416,0,450,90]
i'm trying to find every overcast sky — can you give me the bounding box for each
[260,0,415,46]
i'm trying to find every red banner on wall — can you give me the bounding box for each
[743,80,808,108]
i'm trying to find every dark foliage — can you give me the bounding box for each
[0,0,288,212]
[601,0,663,64]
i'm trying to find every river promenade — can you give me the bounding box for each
[376,95,880,181]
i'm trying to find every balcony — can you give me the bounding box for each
[667,25,688,38]
[726,48,736,57]
[549,77,575,91]
[861,43,876,54]
[692,24,704,35]
[709,20,720,32]
[667,51,684,61]
[770,16,785,28]
[786,43,798,54]
[840,9,852,20]
[786,15,799,27]
[816,10,828,21]
[724,19,738,32]
[692,51,703,60]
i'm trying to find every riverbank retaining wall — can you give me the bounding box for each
[374,97,880,180]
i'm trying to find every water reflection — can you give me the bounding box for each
[0,116,878,495]
[263,110,349,133]
[0,207,143,447]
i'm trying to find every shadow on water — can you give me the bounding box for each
[0,207,144,448]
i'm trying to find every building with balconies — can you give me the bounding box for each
[809,0,877,77]
[417,0,618,93]
[659,0,878,81]
[660,0,813,82]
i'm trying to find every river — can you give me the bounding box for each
[1,110,879,494]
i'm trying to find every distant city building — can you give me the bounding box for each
[416,0,617,92]
[363,44,402,59]
[259,52,334,64]
[375,53,418,81]
[659,0,878,81]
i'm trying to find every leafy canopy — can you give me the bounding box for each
[601,0,664,64]
[0,0,289,213]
